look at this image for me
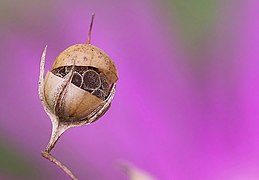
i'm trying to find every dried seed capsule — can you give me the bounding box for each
[39,14,118,179]
[43,44,118,122]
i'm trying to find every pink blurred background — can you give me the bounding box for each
[0,0,259,179]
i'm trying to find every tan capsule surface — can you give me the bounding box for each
[51,44,118,84]
[44,72,103,120]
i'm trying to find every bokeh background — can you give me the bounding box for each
[0,0,259,179]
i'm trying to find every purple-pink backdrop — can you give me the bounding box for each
[0,0,259,179]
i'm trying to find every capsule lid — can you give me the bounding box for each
[51,44,118,84]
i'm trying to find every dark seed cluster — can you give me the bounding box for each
[52,66,110,100]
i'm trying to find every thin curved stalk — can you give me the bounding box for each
[42,151,78,180]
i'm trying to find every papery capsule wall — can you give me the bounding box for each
[44,72,104,120]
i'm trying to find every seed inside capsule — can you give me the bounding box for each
[71,72,83,88]
[51,66,110,100]
[92,89,105,100]
[82,70,101,90]
[100,73,109,94]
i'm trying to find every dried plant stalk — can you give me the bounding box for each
[42,152,78,180]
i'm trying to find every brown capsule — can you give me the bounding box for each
[39,14,118,179]
[43,44,118,122]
